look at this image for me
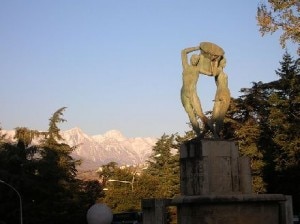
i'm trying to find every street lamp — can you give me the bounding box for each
[107,169,139,192]
[107,179,134,192]
[0,180,23,224]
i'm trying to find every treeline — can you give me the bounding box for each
[0,52,299,223]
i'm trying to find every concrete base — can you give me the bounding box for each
[180,139,252,195]
[141,140,294,224]
[177,139,294,224]
[172,194,293,224]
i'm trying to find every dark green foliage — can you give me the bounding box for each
[47,107,67,142]
[97,161,119,186]
[224,86,267,193]
[260,53,300,212]
[224,52,300,212]
[0,108,102,224]
[146,134,180,198]
[100,164,141,212]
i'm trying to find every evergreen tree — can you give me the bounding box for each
[146,134,180,198]
[261,53,300,212]
[225,52,300,212]
[0,108,102,224]
[224,95,266,193]
[38,107,78,182]
[97,161,119,186]
[101,164,142,212]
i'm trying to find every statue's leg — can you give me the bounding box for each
[211,100,222,138]
[188,112,201,135]
[212,95,230,138]
[184,102,201,135]
[192,94,210,133]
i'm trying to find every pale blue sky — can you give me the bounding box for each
[0,1,297,138]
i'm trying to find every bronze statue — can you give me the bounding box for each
[181,42,230,138]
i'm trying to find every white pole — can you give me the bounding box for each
[0,180,23,224]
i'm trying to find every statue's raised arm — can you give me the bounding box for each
[181,46,200,70]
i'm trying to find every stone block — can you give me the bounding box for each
[171,194,293,224]
[180,139,251,195]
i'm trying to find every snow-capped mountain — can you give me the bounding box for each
[1,128,157,170]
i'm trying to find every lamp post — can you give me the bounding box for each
[107,179,134,192]
[0,180,23,224]
[107,169,138,192]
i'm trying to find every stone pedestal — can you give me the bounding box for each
[172,194,293,224]
[172,139,293,224]
[141,139,293,224]
[180,139,252,195]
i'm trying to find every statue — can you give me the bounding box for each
[181,42,230,138]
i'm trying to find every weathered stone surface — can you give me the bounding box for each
[142,199,171,224]
[172,194,292,224]
[180,139,252,195]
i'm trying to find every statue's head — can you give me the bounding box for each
[219,56,226,68]
[190,54,200,66]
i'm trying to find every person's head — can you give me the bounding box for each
[190,54,200,66]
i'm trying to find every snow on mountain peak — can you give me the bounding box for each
[103,130,126,141]
[65,127,85,135]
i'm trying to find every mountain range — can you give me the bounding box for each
[1,128,157,171]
